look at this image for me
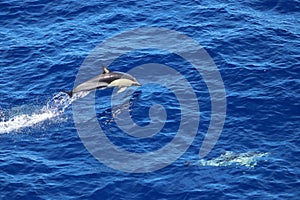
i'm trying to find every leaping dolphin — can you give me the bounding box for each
[65,66,141,97]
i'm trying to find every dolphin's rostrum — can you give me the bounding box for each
[65,66,141,97]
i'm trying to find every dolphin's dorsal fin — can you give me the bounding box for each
[102,66,111,74]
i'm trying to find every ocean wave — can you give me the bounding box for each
[246,0,300,13]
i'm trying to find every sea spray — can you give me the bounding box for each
[198,151,270,168]
[0,92,73,134]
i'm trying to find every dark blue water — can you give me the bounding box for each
[1,0,299,199]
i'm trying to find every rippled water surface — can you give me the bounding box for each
[1,0,299,199]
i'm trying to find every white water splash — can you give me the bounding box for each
[0,92,78,134]
[198,151,269,168]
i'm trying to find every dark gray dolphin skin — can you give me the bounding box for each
[65,66,141,97]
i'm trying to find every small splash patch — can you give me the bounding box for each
[198,151,269,168]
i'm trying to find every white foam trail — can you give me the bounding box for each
[0,111,55,133]
[0,92,79,134]
[198,151,269,168]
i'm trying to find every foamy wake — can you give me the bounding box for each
[198,151,269,168]
[0,92,88,134]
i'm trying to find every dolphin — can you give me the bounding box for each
[65,66,141,97]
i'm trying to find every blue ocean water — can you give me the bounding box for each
[1,0,299,199]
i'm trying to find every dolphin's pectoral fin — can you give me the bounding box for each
[102,66,111,74]
[117,87,127,94]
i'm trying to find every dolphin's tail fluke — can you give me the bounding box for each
[64,91,73,98]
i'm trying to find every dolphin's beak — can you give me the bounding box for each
[134,82,142,86]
